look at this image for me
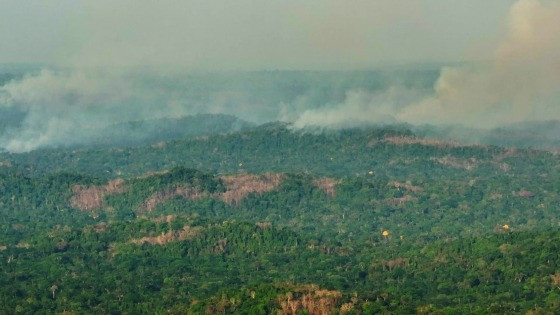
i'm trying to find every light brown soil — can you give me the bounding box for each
[313,177,339,197]
[70,179,127,211]
[277,285,342,315]
[219,173,283,205]
[380,135,462,148]
[138,186,206,212]
[129,225,203,245]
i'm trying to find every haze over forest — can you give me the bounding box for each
[0,0,559,152]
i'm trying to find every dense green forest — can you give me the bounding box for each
[1,124,560,313]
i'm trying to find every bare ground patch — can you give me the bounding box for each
[70,179,127,211]
[277,284,343,315]
[517,190,535,198]
[129,225,203,246]
[313,177,339,197]
[219,173,283,205]
[494,148,521,161]
[387,195,417,206]
[432,156,478,171]
[133,172,284,212]
[138,186,206,212]
[379,136,463,148]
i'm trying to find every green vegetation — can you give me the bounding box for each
[5,123,553,179]
[1,125,560,313]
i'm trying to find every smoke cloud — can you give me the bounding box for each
[1,68,434,152]
[398,0,560,128]
[290,86,423,129]
[293,0,560,129]
[0,0,558,152]
[0,69,202,152]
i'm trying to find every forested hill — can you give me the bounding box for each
[1,124,560,313]
[64,113,253,149]
[2,123,558,179]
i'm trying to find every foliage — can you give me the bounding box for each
[1,125,560,313]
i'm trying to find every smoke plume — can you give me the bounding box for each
[0,69,200,152]
[0,0,558,152]
[398,0,560,128]
[293,0,560,129]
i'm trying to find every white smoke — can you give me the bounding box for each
[291,86,421,129]
[294,0,560,130]
[0,69,197,152]
[1,0,558,152]
[399,0,560,128]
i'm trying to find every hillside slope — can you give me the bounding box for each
[1,126,560,313]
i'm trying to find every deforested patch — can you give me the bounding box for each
[313,177,339,197]
[383,257,409,271]
[138,186,206,212]
[489,193,503,200]
[151,141,166,149]
[517,190,535,198]
[276,284,342,315]
[219,173,283,205]
[432,155,478,171]
[380,135,463,148]
[494,147,521,161]
[387,195,417,206]
[82,222,108,234]
[16,242,30,249]
[70,178,127,211]
[129,225,203,246]
[256,221,271,229]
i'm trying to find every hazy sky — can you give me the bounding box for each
[0,0,514,70]
[1,0,559,152]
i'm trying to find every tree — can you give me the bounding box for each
[50,284,59,299]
